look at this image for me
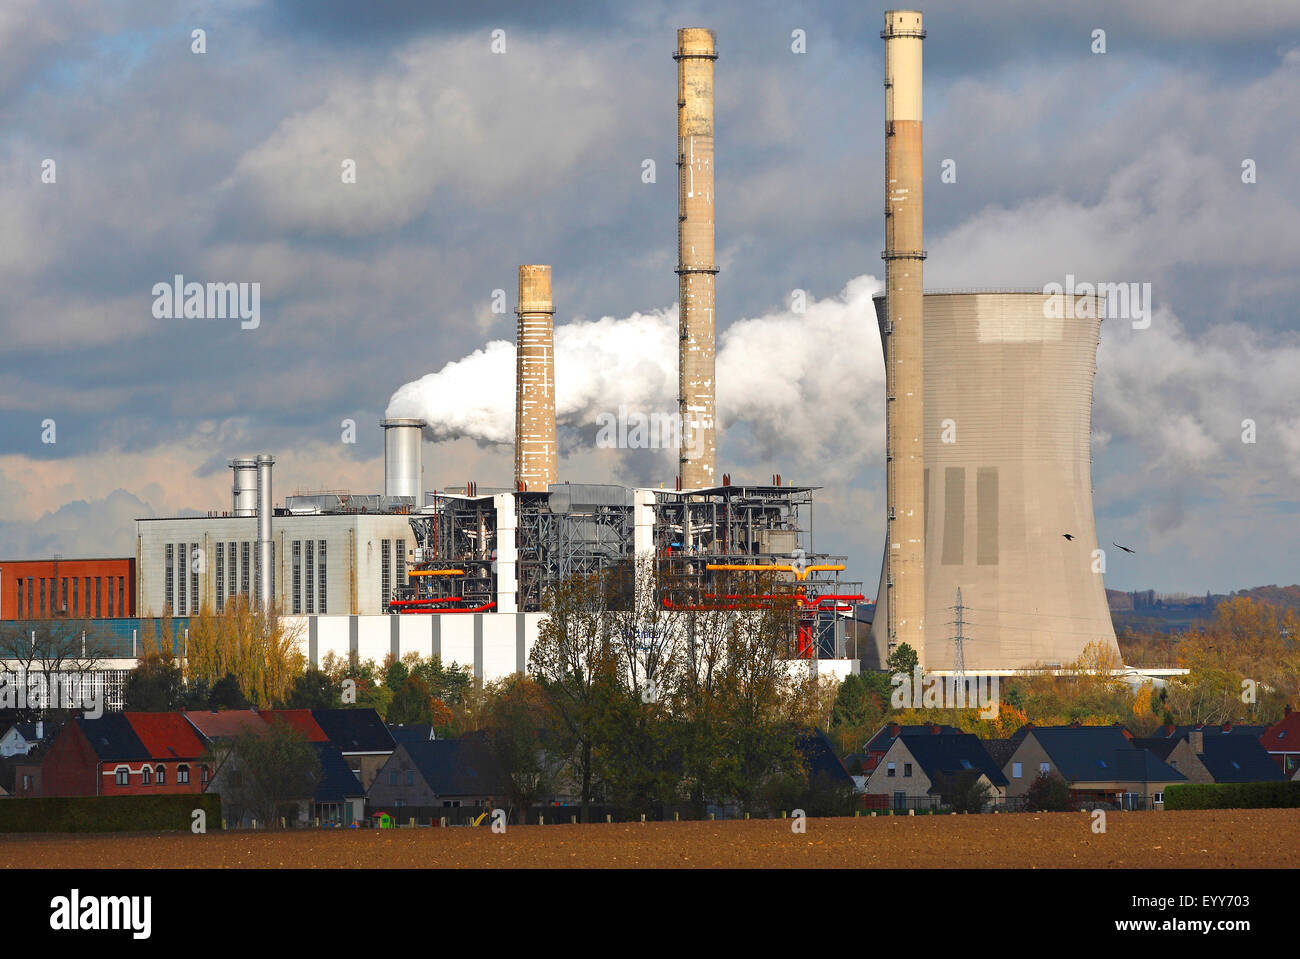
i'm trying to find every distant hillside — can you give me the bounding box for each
[1107,584,1300,634]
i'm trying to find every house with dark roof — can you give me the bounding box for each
[1261,706,1300,778]
[367,737,506,816]
[863,732,1007,809]
[796,730,855,790]
[42,713,209,797]
[311,709,396,790]
[194,710,365,827]
[860,722,963,773]
[1003,725,1186,808]
[387,723,439,746]
[1132,728,1283,785]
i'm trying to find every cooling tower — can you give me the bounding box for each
[382,418,424,500]
[868,292,1121,670]
[515,264,557,492]
[675,27,718,489]
[880,11,927,660]
[229,457,257,517]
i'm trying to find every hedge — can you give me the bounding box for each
[1163,780,1300,810]
[0,794,222,833]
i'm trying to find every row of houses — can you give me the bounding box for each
[2,709,510,827]
[846,711,1300,810]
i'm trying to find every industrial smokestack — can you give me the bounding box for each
[675,27,717,489]
[255,452,274,612]
[382,418,424,501]
[515,264,558,491]
[879,10,926,663]
[229,457,257,517]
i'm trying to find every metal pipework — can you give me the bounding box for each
[675,27,718,490]
[255,452,274,612]
[880,10,927,663]
[382,418,424,500]
[229,457,257,517]
[515,265,557,492]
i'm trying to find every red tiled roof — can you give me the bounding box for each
[124,712,206,760]
[258,710,329,742]
[181,709,270,741]
[1261,710,1300,752]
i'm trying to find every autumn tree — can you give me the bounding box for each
[528,571,622,822]
[184,595,304,708]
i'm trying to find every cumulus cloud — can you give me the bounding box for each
[225,35,620,235]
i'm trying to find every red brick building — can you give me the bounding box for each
[41,713,208,797]
[0,558,136,620]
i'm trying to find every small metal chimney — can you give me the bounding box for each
[382,418,424,501]
[229,457,258,517]
[255,453,275,612]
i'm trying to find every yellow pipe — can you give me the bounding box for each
[704,562,844,582]
[408,569,465,577]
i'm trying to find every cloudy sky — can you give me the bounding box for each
[1,0,1297,595]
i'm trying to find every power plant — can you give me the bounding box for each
[126,13,1120,680]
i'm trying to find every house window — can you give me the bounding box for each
[156,765,166,785]
[1154,792,1164,804]
[1039,762,1050,775]
[201,765,210,785]
[1012,762,1022,778]
[142,766,152,785]
[389,770,398,786]
[177,765,190,784]
[22,774,31,791]
[903,763,912,777]
[115,767,129,786]
[886,762,896,778]
[406,770,414,786]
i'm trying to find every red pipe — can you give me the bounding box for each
[397,602,497,614]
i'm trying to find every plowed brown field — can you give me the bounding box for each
[2,809,1296,868]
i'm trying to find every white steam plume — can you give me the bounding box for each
[385,275,888,479]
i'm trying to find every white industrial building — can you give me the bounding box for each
[135,510,418,618]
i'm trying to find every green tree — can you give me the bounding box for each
[208,673,251,710]
[885,642,919,677]
[209,717,323,828]
[287,667,339,710]
[1023,771,1073,812]
[931,769,993,813]
[529,571,621,822]
[485,675,553,821]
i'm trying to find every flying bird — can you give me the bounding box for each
[1062,533,1074,541]
[1112,542,1136,554]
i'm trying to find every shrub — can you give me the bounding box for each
[1163,781,1300,810]
[0,794,222,833]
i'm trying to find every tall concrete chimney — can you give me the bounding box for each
[881,11,926,662]
[675,27,717,489]
[515,264,557,492]
[255,452,275,612]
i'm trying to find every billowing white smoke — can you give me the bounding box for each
[386,275,887,479]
